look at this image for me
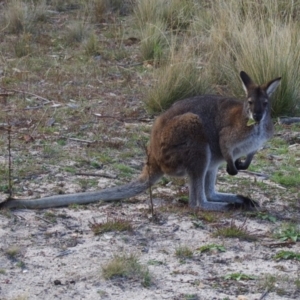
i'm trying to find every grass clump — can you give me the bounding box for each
[196,244,226,254]
[274,250,300,261]
[144,49,212,113]
[139,21,168,65]
[213,220,257,242]
[224,272,256,281]
[65,20,91,45]
[207,0,300,117]
[272,166,300,187]
[5,246,20,259]
[275,223,300,242]
[3,0,48,34]
[90,217,133,235]
[175,245,193,259]
[134,0,198,30]
[102,253,151,287]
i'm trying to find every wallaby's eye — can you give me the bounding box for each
[263,101,268,107]
[248,100,253,105]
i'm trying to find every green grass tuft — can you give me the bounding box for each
[102,253,151,287]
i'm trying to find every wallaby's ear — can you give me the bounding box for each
[265,77,281,98]
[240,71,254,95]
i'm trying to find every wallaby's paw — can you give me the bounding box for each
[235,159,247,170]
[226,164,238,176]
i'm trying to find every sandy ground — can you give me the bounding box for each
[1,181,300,300]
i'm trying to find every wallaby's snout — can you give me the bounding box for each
[252,113,262,122]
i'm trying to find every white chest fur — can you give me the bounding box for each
[233,123,269,159]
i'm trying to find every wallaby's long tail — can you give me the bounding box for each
[0,180,152,210]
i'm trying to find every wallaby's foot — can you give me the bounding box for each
[228,195,259,210]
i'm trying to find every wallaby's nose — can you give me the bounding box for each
[253,113,262,122]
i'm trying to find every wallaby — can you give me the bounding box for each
[0,71,281,210]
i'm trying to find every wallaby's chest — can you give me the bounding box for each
[232,124,270,158]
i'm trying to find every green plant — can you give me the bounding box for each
[196,244,226,253]
[114,163,135,177]
[102,253,151,287]
[193,210,219,223]
[224,272,257,281]
[16,261,26,269]
[90,217,133,235]
[272,167,300,187]
[147,259,164,266]
[246,211,277,223]
[213,220,257,241]
[43,212,57,223]
[183,294,199,300]
[274,250,300,261]
[275,223,300,242]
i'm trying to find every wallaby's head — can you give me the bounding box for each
[240,71,281,123]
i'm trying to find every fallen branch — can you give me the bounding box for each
[278,117,300,125]
[262,240,295,248]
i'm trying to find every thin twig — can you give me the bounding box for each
[68,137,95,144]
[143,143,154,217]
[7,122,13,199]
[93,114,152,123]
[0,87,51,103]
[35,215,53,224]
[75,172,117,179]
[259,289,270,300]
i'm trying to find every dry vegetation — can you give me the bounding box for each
[0,0,300,299]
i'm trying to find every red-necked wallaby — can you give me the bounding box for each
[1,71,281,210]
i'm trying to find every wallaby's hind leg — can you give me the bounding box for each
[153,113,211,208]
[205,168,259,208]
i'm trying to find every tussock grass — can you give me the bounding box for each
[207,0,300,116]
[139,21,168,64]
[102,253,151,287]
[175,245,193,259]
[137,0,300,115]
[3,0,48,34]
[144,42,212,113]
[5,246,20,259]
[90,217,133,235]
[134,0,198,30]
[65,21,91,45]
[213,220,257,242]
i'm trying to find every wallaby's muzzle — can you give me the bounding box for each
[252,112,264,122]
